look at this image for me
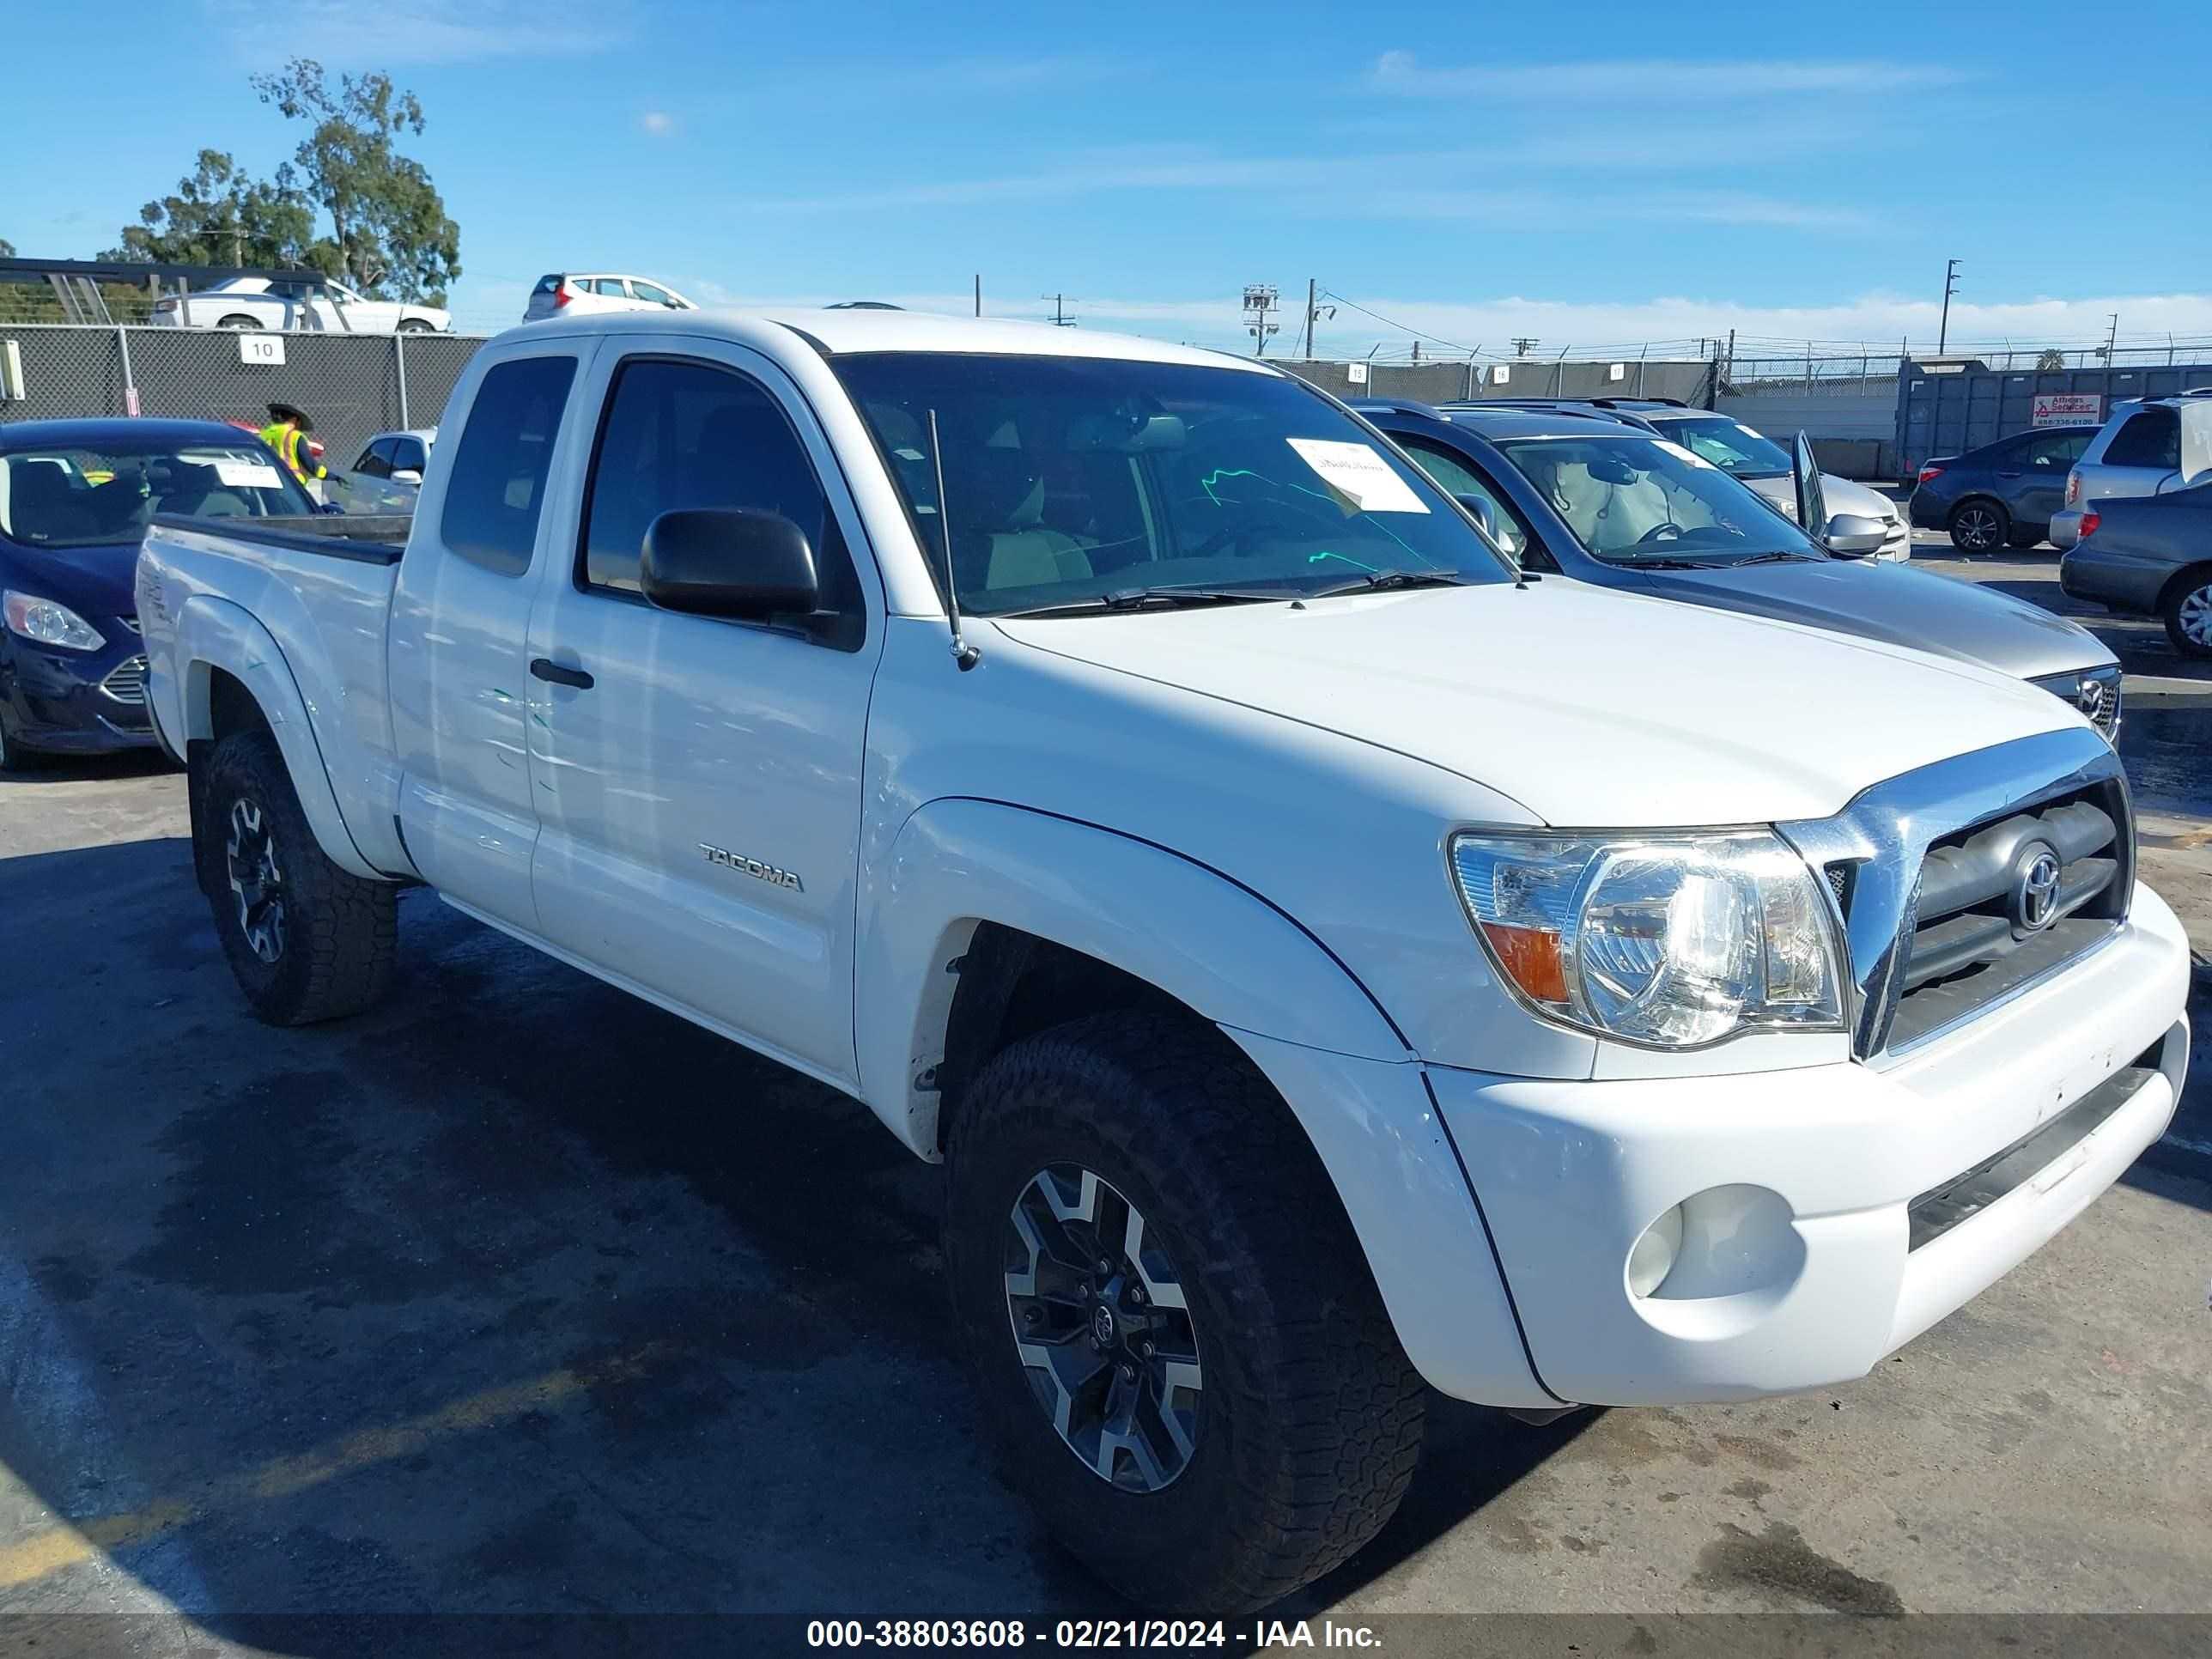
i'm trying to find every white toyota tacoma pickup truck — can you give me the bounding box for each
[137,309,2190,1611]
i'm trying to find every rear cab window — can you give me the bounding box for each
[440,355,578,576]
[2101,410,2179,470]
[1395,436,1534,559]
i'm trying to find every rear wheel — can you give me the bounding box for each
[216,314,263,331]
[396,319,434,334]
[1948,499,2008,552]
[200,730,398,1024]
[944,1012,1425,1611]
[2161,570,2212,659]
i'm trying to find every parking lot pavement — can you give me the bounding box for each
[3,555,2209,1650]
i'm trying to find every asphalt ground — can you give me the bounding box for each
[1,537,2207,1657]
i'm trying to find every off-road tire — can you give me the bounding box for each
[945,1012,1425,1612]
[201,730,397,1024]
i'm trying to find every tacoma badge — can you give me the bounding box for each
[699,842,804,891]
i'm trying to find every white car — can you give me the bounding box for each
[349,428,437,485]
[523,273,696,322]
[149,276,450,335]
[138,308,2189,1613]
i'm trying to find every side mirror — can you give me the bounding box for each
[1823,512,1889,557]
[1792,432,1828,536]
[1455,493,1498,540]
[391,468,422,485]
[641,507,820,623]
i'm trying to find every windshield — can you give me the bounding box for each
[829,353,1514,615]
[0,439,317,550]
[1495,434,1822,566]
[1656,416,1793,478]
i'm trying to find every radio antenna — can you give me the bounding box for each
[927,409,981,671]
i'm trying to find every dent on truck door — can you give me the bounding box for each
[386,350,583,927]
[525,343,878,1087]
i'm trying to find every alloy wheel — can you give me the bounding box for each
[1954,506,2001,551]
[2181,584,2212,647]
[225,797,288,963]
[1003,1164,1204,1492]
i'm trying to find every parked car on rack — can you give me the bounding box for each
[1464,398,1912,562]
[149,276,450,334]
[523,273,696,322]
[1909,426,2100,551]
[2048,393,2212,548]
[138,308,2187,1612]
[1363,400,2122,739]
[1,417,322,769]
[351,428,438,484]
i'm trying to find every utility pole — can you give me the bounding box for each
[2104,312,2120,365]
[1304,278,1316,359]
[1242,284,1279,356]
[1937,258,1960,355]
[974,274,981,318]
[1510,337,1540,357]
[1041,293,1077,327]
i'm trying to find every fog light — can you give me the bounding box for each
[1626,1205,1683,1297]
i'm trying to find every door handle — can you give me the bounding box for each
[1996,471,2021,478]
[530,657,594,690]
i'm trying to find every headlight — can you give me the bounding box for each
[3,591,106,652]
[1450,830,1844,1048]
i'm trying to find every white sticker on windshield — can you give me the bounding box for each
[1651,439,1717,470]
[1735,423,1767,439]
[214,459,283,489]
[1285,439,1431,514]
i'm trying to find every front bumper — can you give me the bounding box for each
[1,638,158,753]
[1425,881,2189,1407]
[2049,509,2084,550]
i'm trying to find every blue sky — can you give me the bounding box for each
[6,0,2210,359]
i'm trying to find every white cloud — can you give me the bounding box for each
[640,110,676,137]
[1367,50,1974,99]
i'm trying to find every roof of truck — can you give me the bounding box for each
[512,306,1274,372]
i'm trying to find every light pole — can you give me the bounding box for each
[1937,258,1960,356]
[1243,284,1279,356]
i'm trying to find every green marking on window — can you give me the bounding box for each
[1307,550,1379,572]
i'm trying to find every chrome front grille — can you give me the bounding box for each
[2032,665,2122,743]
[1781,727,2131,1060]
[100,655,149,705]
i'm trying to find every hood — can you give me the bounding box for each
[1632,559,2112,682]
[1743,471,1895,523]
[992,580,2076,828]
[0,534,140,622]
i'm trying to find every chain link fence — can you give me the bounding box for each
[0,325,488,466]
[1278,356,1717,405]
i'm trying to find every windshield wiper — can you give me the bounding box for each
[1001,586,1291,618]
[1729,550,1820,566]
[1620,556,1725,570]
[1306,568,1471,598]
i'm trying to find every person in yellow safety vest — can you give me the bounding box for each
[258,403,326,485]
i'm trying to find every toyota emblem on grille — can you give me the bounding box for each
[2012,844,2063,933]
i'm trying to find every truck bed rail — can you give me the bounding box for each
[149,512,409,567]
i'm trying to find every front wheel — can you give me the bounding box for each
[200,730,398,1024]
[945,1012,1425,1611]
[396,319,434,333]
[2162,571,2212,659]
[0,715,47,774]
[216,314,263,331]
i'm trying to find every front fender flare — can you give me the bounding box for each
[175,594,382,882]
[855,798,1408,1156]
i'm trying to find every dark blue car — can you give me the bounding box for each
[1907,425,2100,552]
[0,418,321,769]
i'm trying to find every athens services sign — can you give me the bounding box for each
[2032,392,2102,426]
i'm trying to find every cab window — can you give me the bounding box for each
[440,355,576,576]
[578,356,861,640]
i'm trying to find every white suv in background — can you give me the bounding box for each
[2048,392,2212,548]
[522,273,696,322]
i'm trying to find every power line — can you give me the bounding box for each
[1316,288,1485,356]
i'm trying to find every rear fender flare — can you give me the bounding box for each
[175,594,382,882]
